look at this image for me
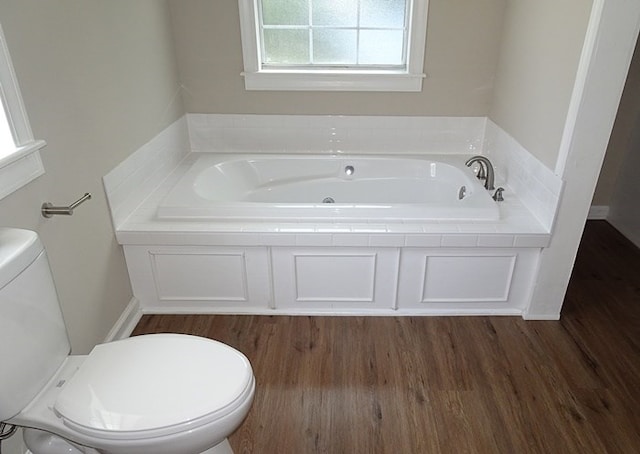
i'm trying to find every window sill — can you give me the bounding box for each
[0,139,46,200]
[241,70,426,92]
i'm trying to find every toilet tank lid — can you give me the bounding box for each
[0,228,43,290]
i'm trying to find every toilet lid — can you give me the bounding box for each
[54,334,253,437]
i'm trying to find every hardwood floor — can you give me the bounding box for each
[132,221,640,453]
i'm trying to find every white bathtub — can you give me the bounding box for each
[157,154,500,222]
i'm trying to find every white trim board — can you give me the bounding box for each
[102,298,143,342]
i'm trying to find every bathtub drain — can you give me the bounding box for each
[322,197,335,203]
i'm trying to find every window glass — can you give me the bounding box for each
[238,0,428,91]
[261,0,308,25]
[0,21,46,200]
[313,29,357,64]
[359,30,405,65]
[263,29,309,64]
[312,0,358,27]
[0,103,14,159]
[360,0,406,28]
[259,0,408,68]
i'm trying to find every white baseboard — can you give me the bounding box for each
[588,205,609,219]
[103,298,143,342]
[521,311,561,320]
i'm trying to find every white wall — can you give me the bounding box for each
[0,0,184,356]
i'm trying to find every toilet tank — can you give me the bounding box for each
[0,228,71,421]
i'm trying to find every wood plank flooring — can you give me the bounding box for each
[132,221,640,453]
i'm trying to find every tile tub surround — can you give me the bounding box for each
[102,116,190,229]
[484,119,563,231]
[186,114,487,155]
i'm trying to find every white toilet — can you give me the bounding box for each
[0,228,255,454]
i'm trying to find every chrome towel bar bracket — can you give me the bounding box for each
[41,193,91,218]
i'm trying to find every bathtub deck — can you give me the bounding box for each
[131,221,640,454]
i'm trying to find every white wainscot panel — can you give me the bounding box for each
[422,255,515,302]
[152,252,247,301]
[272,248,399,310]
[397,249,539,312]
[123,246,271,311]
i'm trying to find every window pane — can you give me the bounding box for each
[0,104,14,159]
[312,0,358,27]
[313,29,357,64]
[257,0,411,69]
[261,0,308,25]
[359,30,404,65]
[360,0,407,28]
[263,29,309,64]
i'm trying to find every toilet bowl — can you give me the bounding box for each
[0,228,255,454]
[13,334,255,454]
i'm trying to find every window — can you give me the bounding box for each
[238,0,428,91]
[0,22,46,200]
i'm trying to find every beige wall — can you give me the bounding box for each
[592,37,640,205]
[169,0,506,116]
[608,107,640,245]
[489,0,592,169]
[604,33,640,242]
[0,0,184,354]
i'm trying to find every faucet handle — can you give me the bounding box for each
[492,187,504,202]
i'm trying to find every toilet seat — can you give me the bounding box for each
[53,333,254,441]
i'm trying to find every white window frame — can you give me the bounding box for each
[238,0,429,92]
[0,22,46,200]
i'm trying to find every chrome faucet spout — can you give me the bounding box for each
[465,156,495,191]
[476,162,487,180]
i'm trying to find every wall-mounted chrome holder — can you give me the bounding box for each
[41,193,92,218]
